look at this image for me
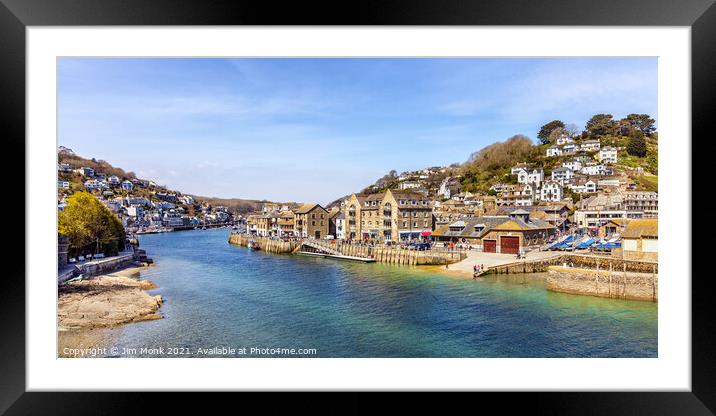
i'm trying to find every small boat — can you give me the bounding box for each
[248,240,260,250]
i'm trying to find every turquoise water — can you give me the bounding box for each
[104,229,657,357]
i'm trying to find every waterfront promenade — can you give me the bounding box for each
[445,250,562,275]
[228,233,467,266]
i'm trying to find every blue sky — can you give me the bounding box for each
[58,58,657,205]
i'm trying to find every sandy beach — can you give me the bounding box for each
[58,265,162,356]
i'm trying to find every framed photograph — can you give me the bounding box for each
[3,0,711,413]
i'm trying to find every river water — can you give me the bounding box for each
[100,229,657,357]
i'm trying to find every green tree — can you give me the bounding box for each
[626,130,647,157]
[646,148,658,175]
[58,192,126,257]
[623,114,656,137]
[537,120,565,144]
[585,114,617,137]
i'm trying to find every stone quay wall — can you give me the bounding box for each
[546,266,658,302]
[77,253,137,278]
[328,240,466,266]
[228,233,466,265]
[228,233,301,254]
[486,253,658,276]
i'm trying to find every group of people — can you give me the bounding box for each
[473,264,486,277]
[441,242,474,251]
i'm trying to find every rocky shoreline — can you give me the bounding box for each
[58,265,163,356]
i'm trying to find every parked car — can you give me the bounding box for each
[407,242,431,251]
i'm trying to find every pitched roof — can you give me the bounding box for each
[491,217,555,231]
[433,216,513,239]
[294,203,325,214]
[622,219,658,239]
[390,190,431,201]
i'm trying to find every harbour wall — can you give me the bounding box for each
[228,233,466,265]
[325,240,466,266]
[546,266,658,302]
[486,253,658,275]
[59,253,139,284]
[228,233,301,254]
[77,253,136,277]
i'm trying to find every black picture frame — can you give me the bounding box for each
[1,0,710,413]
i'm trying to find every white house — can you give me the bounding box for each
[58,163,72,173]
[511,163,530,175]
[521,183,539,201]
[556,136,575,146]
[546,146,563,157]
[127,206,144,217]
[598,146,618,163]
[579,139,601,152]
[438,177,460,199]
[108,175,120,185]
[551,167,574,184]
[84,179,102,190]
[515,195,534,206]
[121,180,134,191]
[399,180,421,190]
[562,143,578,154]
[517,168,544,185]
[540,181,563,202]
[562,159,583,171]
[335,212,345,240]
[490,183,507,193]
[57,180,70,189]
[581,164,607,176]
[570,180,597,194]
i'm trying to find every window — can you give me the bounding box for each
[403,212,408,218]
[413,212,418,217]
[424,221,428,227]
[413,222,418,227]
[312,221,316,226]
[312,213,315,219]
[402,221,407,227]
[320,214,324,219]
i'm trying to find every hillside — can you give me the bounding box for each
[340,113,658,201]
[57,148,273,215]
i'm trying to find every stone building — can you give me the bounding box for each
[619,219,658,262]
[432,209,556,254]
[622,191,658,218]
[278,210,295,237]
[383,190,433,242]
[342,189,433,242]
[294,203,329,239]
